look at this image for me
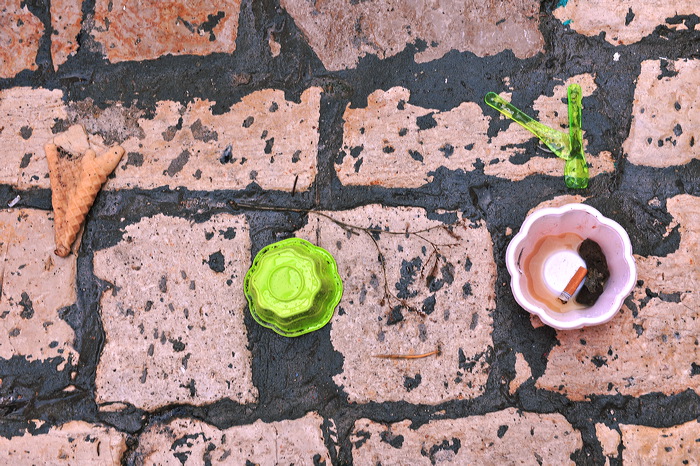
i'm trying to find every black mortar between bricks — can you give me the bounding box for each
[1,0,700,464]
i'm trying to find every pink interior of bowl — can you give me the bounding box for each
[508,205,636,329]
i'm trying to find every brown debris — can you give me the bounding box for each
[374,347,442,360]
[45,126,124,257]
[576,239,610,306]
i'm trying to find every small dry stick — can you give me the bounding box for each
[228,201,448,236]
[373,347,442,360]
[291,174,299,197]
[229,200,461,310]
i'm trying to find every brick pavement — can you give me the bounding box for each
[0,0,698,464]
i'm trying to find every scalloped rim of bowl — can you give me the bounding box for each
[506,204,637,330]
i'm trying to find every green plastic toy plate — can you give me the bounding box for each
[244,238,343,337]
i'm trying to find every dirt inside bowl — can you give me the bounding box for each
[575,239,610,306]
[523,235,609,313]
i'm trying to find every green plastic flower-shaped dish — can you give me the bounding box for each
[244,238,343,337]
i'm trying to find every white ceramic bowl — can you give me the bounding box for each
[506,204,636,330]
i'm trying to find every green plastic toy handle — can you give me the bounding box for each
[564,84,589,189]
[484,92,572,160]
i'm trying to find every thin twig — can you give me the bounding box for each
[230,200,462,311]
[229,201,450,236]
[373,347,442,359]
[291,175,298,197]
[442,225,462,241]
[420,242,440,280]
[365,230,397,306]
[678,301,697,313]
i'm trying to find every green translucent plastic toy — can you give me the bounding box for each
[565,84,589,189]
[485,84,589,189]
[244,238,343,337]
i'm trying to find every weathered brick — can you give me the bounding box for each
[281,0,543,70]
[0,2,43,78]
[337,76,613,188]
[529,313,545,329]
[135,413,330,464]
[619,420,700,464]
[554,0,698,45]
[0,87,67,188]
[113,88,320,191]
[93,213,256,410]
[509,352,532,395]
[624,59,699,167]
[536,195,700,399]
[595,423,620,459]
[41,88,319,192]
[0,209,78,369]
[0,421,126,465]
[351,408,582,464]
[92,0,241,63]
[296,206,496,404]
[50,0,83,69]
[1,87,319,192]
[637,195,700,296]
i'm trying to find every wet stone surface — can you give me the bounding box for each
[351,408,582,464]
[50,0,83,70]
[337,75,614,188]
[107,88,321,192]
[0,209,78,368]
[297,206,496,404]
[624,59,699,168]
[92,0,241,63]
[618,420,700,464]
[0,88,67,188]
[0,0,699,463]
[134,413,330,464]
[0,420,127,465]
[4,88,321,193]
[0,2,44,79]
[281,0,543,70]
[93,213,256,410]
[553,0,699,45]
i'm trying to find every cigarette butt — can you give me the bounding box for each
[559,266,587,303]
